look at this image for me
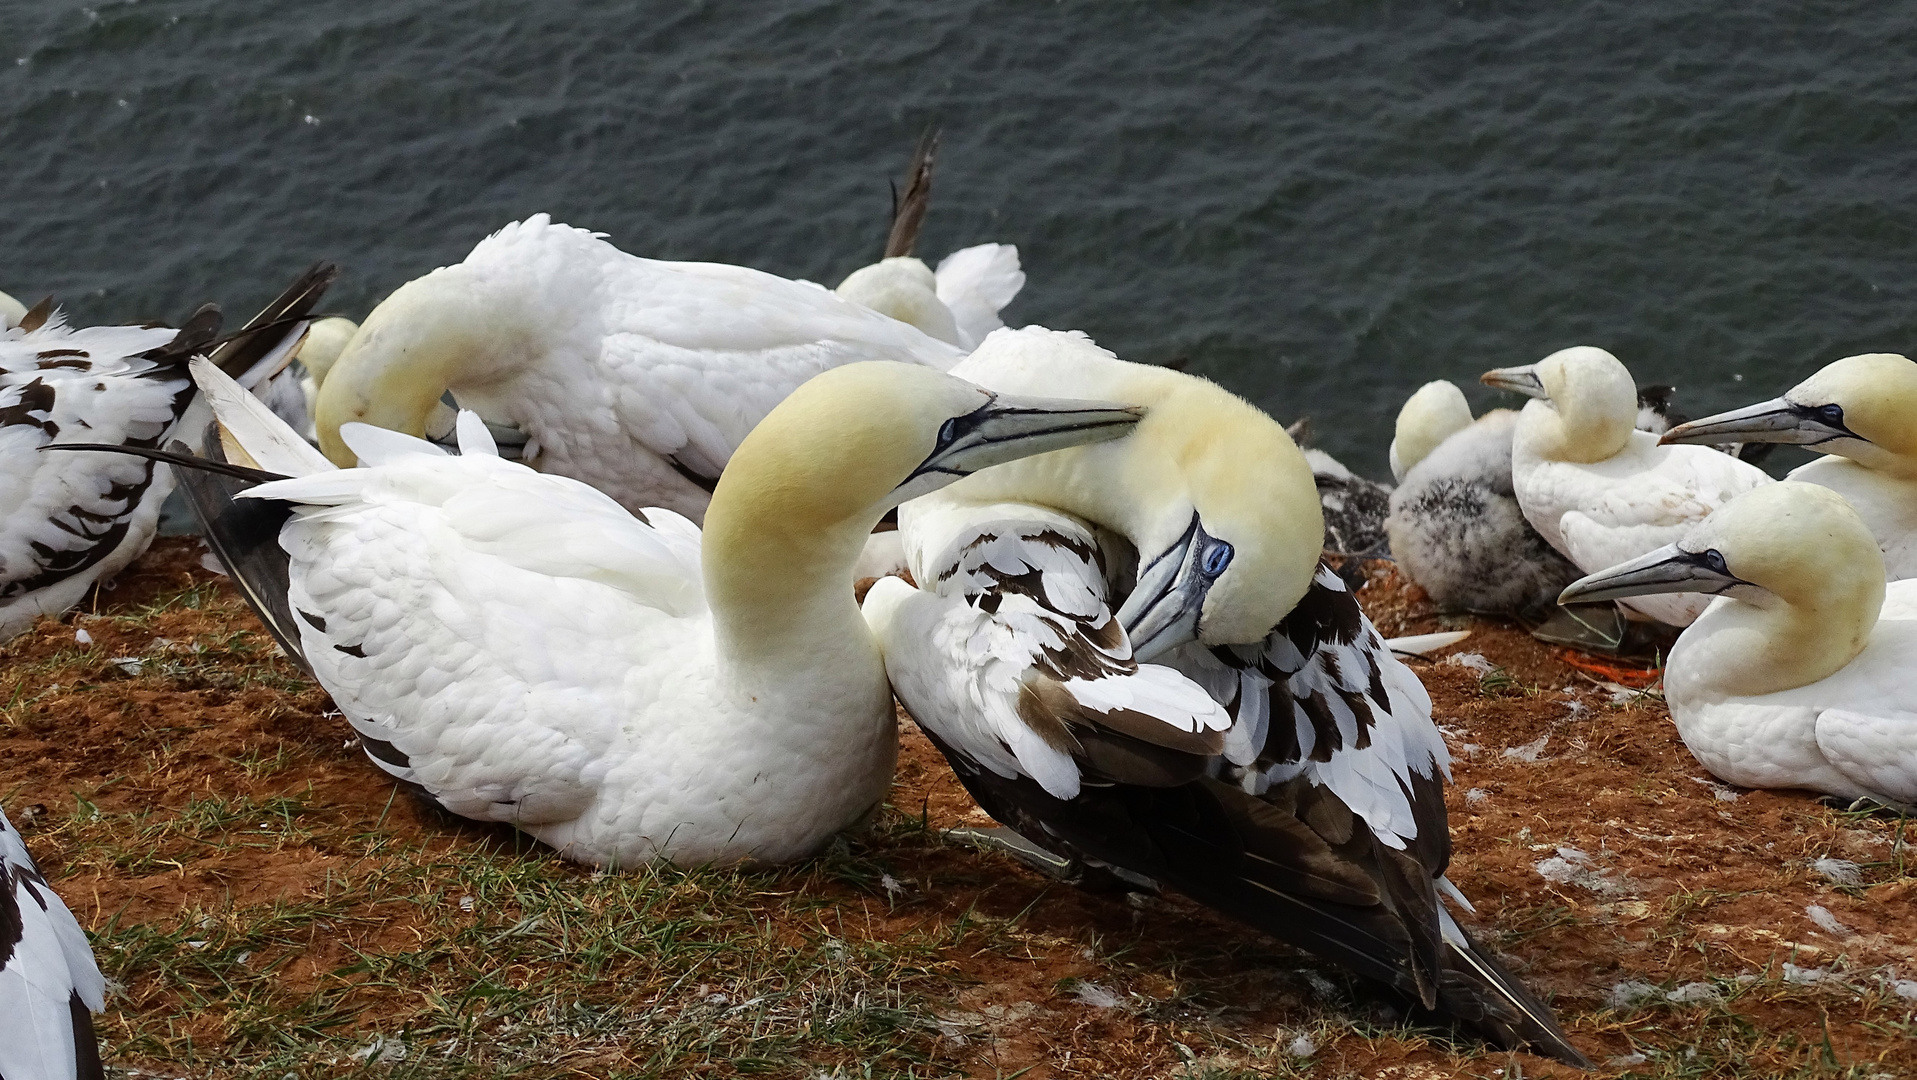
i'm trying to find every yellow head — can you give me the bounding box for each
[295,316,360,389]
[834,257,962,345]
[1560,482,1884,693]
[1389,379,1473,481]
[1660,353,1917,478]
[313,272,527,465]
[932,327,1325,656]
[1482,346,1637,463]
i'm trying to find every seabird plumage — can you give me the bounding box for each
[0,804,106,1080]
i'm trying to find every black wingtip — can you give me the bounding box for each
[882,126,940,259]
[18,294,55,333]
[1435,929,1593,1068]
[207,261,341,380]
[38,443,290,485]
[69,991,105,1080]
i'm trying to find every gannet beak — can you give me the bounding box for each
[1557,543,1748,606]
[1480,364,1549,399]
[897,392,1142,497]
[1114,513,1235,662]
[1659,397,1860,447]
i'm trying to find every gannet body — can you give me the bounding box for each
[864,328,1588,1065]
[1562,482,1917,807]
[1386,407,1581,616]
[1485,347,1772,627]
[185,357,1138,867]
[0,804,106,1080]
[834,245,1024,350]
[1662,353,1917,581]
[315,215,967,522]
[0,306,217,641]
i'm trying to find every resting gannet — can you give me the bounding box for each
[1483,346,1772,627]
[862,328,1588,1065]
[1661,353,1917,581]
[1561,482,1917,808]
[1388,380,1473,484]
[0,804,106,1080]
[169,357,1137,867]
[315,215,967,522]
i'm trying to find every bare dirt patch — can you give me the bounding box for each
[3,540,1911,1078]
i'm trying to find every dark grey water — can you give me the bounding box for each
[5,1,1916,476]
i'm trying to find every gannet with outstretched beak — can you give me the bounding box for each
[1483,346,1772,627]
[178,356,1137,867]
[862,328,1589,1066]
[314,215,967,523]
[1660,353,1917,581]
[1560,482,1917,807]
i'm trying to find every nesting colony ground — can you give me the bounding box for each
[2,538,1912,1079]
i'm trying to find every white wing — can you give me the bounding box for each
[1807,616,1917,806]
[934,244,1026,349]
[242,420,709,824]
[870,498,1227,800]
[0,316,192,639]
[0,806,105,1080]
[453,216,965,497]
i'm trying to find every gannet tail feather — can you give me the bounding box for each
[883,127,938,259]
[1434,907,1592,1068]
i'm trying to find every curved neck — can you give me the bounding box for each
[700,482,883,684]
[1514,397,1631,463]
[1676,577,1882,698]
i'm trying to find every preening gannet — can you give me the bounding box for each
[0,804,106,1080]
[314,215,966,522]
[1484,346,1772,627]
[863,328,1588,1065]
[1560,482,1917,808]
[1661,353,1917,581]
[174,357,1138,867]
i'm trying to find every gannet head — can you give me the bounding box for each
[294,316,360,389]
[1659,353,1917,479]
[0,288,25,330]
[1482,346,1637,463]
[1389,379,1473,481]
[1559,482,1884,685]
[1111,383,1326,658]
[835,257,963,346]
[313,271,529,466]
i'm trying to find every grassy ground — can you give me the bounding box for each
[2,538,1912,1078]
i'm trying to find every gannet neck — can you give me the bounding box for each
[1680,483,1884,697]
[937,328,1325,645]
[1512,347,1637,464]
[315,269,532,465]
[1791,353,1917,479]
[1390,380,1473,481]
[835,257,962,345]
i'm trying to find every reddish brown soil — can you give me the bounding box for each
[3,540,1913,1078]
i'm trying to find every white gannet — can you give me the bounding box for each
[1482,346,1773,627]
[172,356,1138,867]
[314,215,967,523]
[1660,353,1917,581]
[0,302,217,641]
[1560,482,1917,808]
[862,328,1588,1065]
[0,804,106,1080]
[0,289,28,330]
[1388,380,1473,484]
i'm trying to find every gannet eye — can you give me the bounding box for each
[1201,542,1233,577]
[1698,548,1731,576]
[1816,403,1846,427]
[938,417,960,446]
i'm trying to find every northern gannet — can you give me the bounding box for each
[173,357,1138,867]
[1560,482,1917,808]
[314,215,967,522]
[1483,346,1772,627]
[862,328,1588,1065]
[1388,380,1473,484]
[1660,353,1917,581]
[0,805,106,1080]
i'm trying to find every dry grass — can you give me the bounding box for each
[1,539,1912,1078]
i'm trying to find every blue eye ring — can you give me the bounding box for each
[938,417,960,445]
[1201,541,1233,577]
[1817,403,1846,426]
